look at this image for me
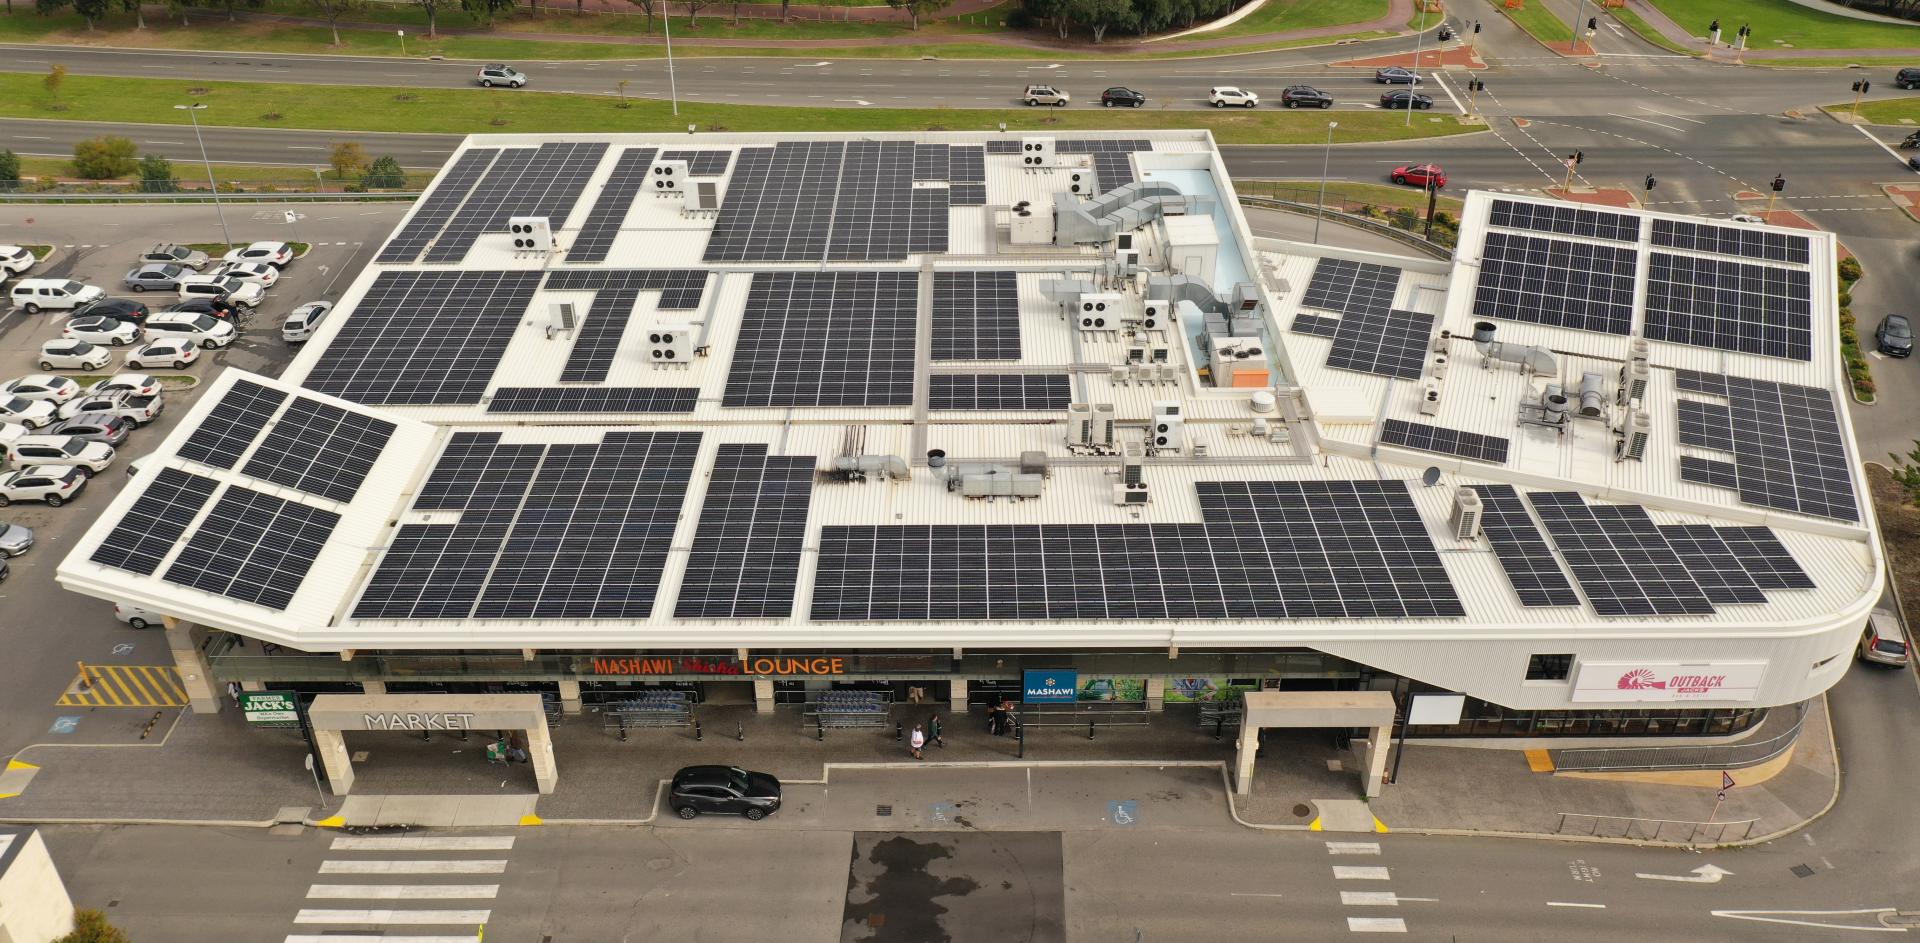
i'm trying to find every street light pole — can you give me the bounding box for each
[1407,4,1427,128]
[1313,121,1338,245]
[664,8,679,116]
[1570,0,1587,53]
[175,103,232,249]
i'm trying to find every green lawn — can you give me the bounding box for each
[1499,2,1574,45]
[1644,0,1920,49]
[1608,6,1701,56]
[0,72,1481,146]
[1198,0,1389,41]
[1839,97,1920,123]
[11,155,435,189]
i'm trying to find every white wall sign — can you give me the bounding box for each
[1407,693,1466,726]
[1572,661,1768,703]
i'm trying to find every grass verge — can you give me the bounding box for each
[0,73,1482,145]
[10,155,436,190]
[21,245,57,260]
[185,241,313,256]
[1837,256,1876,402]
[1841,98,1920,124]
[1645,0,1920,50]
[1869,465,1918,626]
[1498,2,1574,46]
[1607,6,1701,56]
[1760,55,1920,67]
[1199,0,1389,41]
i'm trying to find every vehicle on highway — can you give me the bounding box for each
[1860,608,1910,667]
[221,241,295,268]
[38,340,113,373]
[62,316,143,347]
[1877,314,1913,357]
[477,64,528,88]
[0,396,56,429]
[1898,66,1920,90]
[0,245,34,277]
[74,297,150,324]
[1910,156,1920,173]
[10,278,105,314]
[1203,86,1259,109]
[1380,90,1435,110]
[1100,87,1146,107]
[125,338,200,371]
[669,765,782,820]
[57,390,162,425]
[163,297,240,322]
[1390,163,1448,188]
[0,374,81,405]
[115,603,161,629]
[145,312,236,349]
[0,520,32,556]
[124,263,189,293]
[283,301,333,343]
[210,260,280,290]
[1278,86,1329,109]
[1,432,114,474]
[51,414,133,448]
[1375,67,1422,84]
[177,275,263,310]
[0,465,87,507]
[137,243,210,270]
[1022,84,1071,106]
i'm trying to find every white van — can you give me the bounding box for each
[176,275,263,311]
[3,431,114,472]
[9,279,106,314]
[144,311,237,349]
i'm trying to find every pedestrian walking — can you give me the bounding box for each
[226,681,242,707]
[927,713,945,748]
[909,724,926,760]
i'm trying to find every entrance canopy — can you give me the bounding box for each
[1235,690,1397,798]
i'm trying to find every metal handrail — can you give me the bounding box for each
[1552,701,1808,772]
[1553,811,1761,844]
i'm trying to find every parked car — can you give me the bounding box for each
[0,465,88,507]
[1375,67,1422,84]
[57,390,162,425]
[73,297,150,324]
[163,297,240,322]
[1381,90,1435,110]
[222,241,295,268]
[0,396,57,429]
[210,260,279,290]
[50,414,134,448]
[669,766,782,820]
[0,245,35,277]
[62,316,143,347]
[1209,86,1261,108]
[177,275,263,310]
[1725,213,1766,224]
[0,374,81,405]
[283,301,333,343]
[1860,608,1910,667]
[38,340,113,372]
[1898,66,1920,90]
[0,520,32,556]
[1279,86,1330,109]
[124,263,189,293]
[1876,313,1912,357]
[9,279,105,314]
[144,312,236,349]
[125,339,201,371]
[476,64,528,88]
[137,243,210,270]
[1022,84,1071,106]
[2,433,114,473]
[115,603,162,629]
[1100,86,1146,108]
[86,374,162,399]
[1390,162,1448,188]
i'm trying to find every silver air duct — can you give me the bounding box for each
[831,455,910,480]
[1578,372,1606,418]
[1472,321,1557,376]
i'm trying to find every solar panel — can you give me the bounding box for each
[303,271,542,405]
[1092,151,1136,191]
[1525,492,1716,616]
[723,271,917,408]
[1056,139,1152,155]
[1473,231,1636,335]
[1644,252,1813,360]
[932,271,1020,360]
[569,147,657,263]
[1658,524,1766,604]
[176,378,288,469]
[1673,369,1857,522]
[423,142,609,264]
[657,150,733,176]
[240,398,397,503]
[1300,257,1401,315]
[164,486,340,611]
[812,480,1464,621]
[985,140,1021,155]
[949,146,986,183]
[1325,309,1433,380]
[1290,313,1339,337]
[1488,199,1640,243]
[930,373,1070,410]
[1466,484,1580,606]
[547,269,708,383]
[909,187,950,254]
[830,141,916,261]
[675,443,815,618]
[1380,418,1509,464]
[703,141,845,263]
[90,467,220,575]
[413,432,542,511]
[949,184,987,206]
[914,143,950,182]
[487,386,698,414]
[376,148,499,264]
[1714,525,1816,589]
[1651,217,1811,264]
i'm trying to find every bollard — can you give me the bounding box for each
[458,728,470,742]
[895,722,903,742]
[422,730,431,743]
[817,717,826,741]
[1215,716,1224,741]
[76,661,91,691]
[736,721,744,742]
[1088,721,1096,741]
[694,718,703,742]
[619,716,629,743]
[1017,723,1025,759]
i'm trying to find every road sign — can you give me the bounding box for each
[1716,790,1728,801]
[240,691,299,724]
[1721,771,1736,790]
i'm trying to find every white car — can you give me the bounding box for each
[0,375,81,405]
[0,465,88,507]
[177,275,264,310]
[0,396,57,429]
[63,316,143,347]
[38,340,113,372]
[115,603,163,629]
[1210,86,1260,108]
[283,300,333,343]
[0,245,34,276]
[125,339,201,370]
[210,260,279,290]
[222,241,294,268]
[144,312,236,349]
[9,278,105,314]
[3,433,114,473]
[1725,214,1766,224]
[87,373,162,399]
[57,390,163,424]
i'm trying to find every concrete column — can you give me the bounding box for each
[558,679,582,715]
[949,679,968,715]
[1360,727,1390,799]
[753,677,775,714]
[360,680,387,696]
[163,619,220,714]
[1234,725,1260,795]
[1144,677,1166,712]
[240,680,265,692]
[525,720,558,794]
[314,728,354,795]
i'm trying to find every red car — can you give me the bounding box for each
[1391,163,1447,188]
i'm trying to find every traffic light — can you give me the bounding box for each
[1854,79,1873,94]
[1645,173,1657,192]
[1587,16,1597,30]
[1771,175,1786,192]
[1573,150,1586,165]
[1709,18,1720,32]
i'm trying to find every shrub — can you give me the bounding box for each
[1837,290,1852,309]
[71,135,137,179]
[1837,255,1862,283]
[54,909,130,943]
[0,149,19,186]
[138,153,178,193]
[361,154,406,189]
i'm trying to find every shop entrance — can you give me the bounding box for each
[306,693,556,795]
[1234,691,1396,799]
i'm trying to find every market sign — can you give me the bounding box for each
[1570,661,1768,703]
[240,692,299,724]
[1023,669,1078,704]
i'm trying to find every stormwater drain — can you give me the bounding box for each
[1790,864,1816,878]
[1292,804,1313,818]
[876,804,893,816]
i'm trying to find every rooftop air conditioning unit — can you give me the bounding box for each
[508,216,551,255]
[1616,409,1651,462]
[1067,403,1093,448]
[1068,169,1098,197]
[650,159,690,196]
[1114,442,1148,504]
[1021,137,1055,169]
[1449,487,1482,539]
[1618,358,1650,406]
[1091,403,1117,449]
[647,324,695,365]
[1151,400,1184,452]
[1139,301,1167,332]
[1077,293,1122,331]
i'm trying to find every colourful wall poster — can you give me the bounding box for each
[1077,678,1146,702]
[1164,678,1248,703]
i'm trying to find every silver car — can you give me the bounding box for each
[124,263,187,293]
[0,521,32,556]
[1860,608,1910,667]
[52,413,134,447]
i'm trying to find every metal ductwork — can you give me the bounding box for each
[1145,274,1229,316]
[1052,181,1216,246]
[1578,372,1606,418]
[1472,321,1557,376]
[831,454,910,480]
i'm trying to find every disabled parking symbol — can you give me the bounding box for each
[930,802,957,824]
[49,716,80,735]
[1108,800,1139,826]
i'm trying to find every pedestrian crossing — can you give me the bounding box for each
[1327,841,1408,933]
[282,834,514,943]
[56,665,188,707]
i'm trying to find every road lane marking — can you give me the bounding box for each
[319,860,508,874]
[1342,892,1399,906]
[1326,842,1381,855]
[1635,864,1730,883]
[1711,908,1905,933]
[329,836,514,851]
[285,937,478,943]
[1547,902,1607,909]
[1853,124,1919,171]
[1333,866,1391,880]
[1346,917,1407,932]
[308,885,498,899]
[1638,105,1705,125]
[1228,892,1287,898]
[1607,113,1685,133]
[294,909,491,924]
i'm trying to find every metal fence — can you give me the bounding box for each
[1233,180,1461,250]
[1553,812,1761,844]
[1552,701,1810,772]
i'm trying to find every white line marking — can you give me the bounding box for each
[285,146,326,151]
[1638,105,1705,125]
[143,140,187,145]
[1607,112,1686,133]
[294,909,491,924]
[11,135,51,140]
[1333,866,1391,880]
[285,936,478,943]
[1547,902,1607,909]
[1346,917,1407,932]
[1342,891,1400,906]
[320,860,509,874]
[1636,864,1730,884]
[307,885,499,899]
[1430,72,1465,114]
[1228,892,1287,898]
[1853,124,1920,171]
[1326,842,1381,855]
[329,836,514,851]
[1711,908,1906,933]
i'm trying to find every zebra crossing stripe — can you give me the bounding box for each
[319,860,509,874]
[307,885,499,899]
[285,936,478,943]
[1332,866,1391,880]
[293,909,491,924]
[1347,917,1408,932]
[1342,891,1399,906]
[329,836,515,851]
[1325,842,1381,855]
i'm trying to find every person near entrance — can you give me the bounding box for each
[927,713,945,748]
[909,724,926,760]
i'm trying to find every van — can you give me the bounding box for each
[4,432,114,472]
[176,275,263,310]
[144,311,237,349]
[9,279,106,314]
[1860,608,1910,667]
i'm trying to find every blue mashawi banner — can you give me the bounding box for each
[1023,670,1079,704]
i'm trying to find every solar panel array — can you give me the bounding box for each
[413,431,542,512]
[376,148,499,264]
[914,143,950,182]
[304,271,543,405]
[1657,524,1766,604]
[947,145,986,205]
[1380,419,1510,464]
[1290,313,1338,337]
[239,398,397,503]
[90,468,220,576]
[423,142,609,263]
[1674,369,1856,521]
[675,444,815,618]
[487,387,698,414]
[1092,152,1136,191]
[1474,231,1637,335]
[1714,526,1816,589]
[177,379,287,469]
[1489,199,1639,242]
[724,271,918,408]
[929,373,1071,410]
[1466,485,1580,607]
[1526,492,1716,616]
[657,150,733,176]
[909,188,950,254]
[1300,258,1401,315]
[812,480,1464,621]
[1652,218,1810,264]
[1325,309,1434,380]
[950,184,987,207]
[569,147,657,263]
[1644,253,1813,360]
[830,141,918,261]
[164,486,341,611]
[704,142,844,262]
[932,271,1020,360]
[546,269,708,383]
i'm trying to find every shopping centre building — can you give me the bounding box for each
[58,131,1882,778]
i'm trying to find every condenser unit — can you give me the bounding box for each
[1151,400,1184,452]
[1020,137,1055,168]
[650,159,690,196]
[508,216,551,254]
[1067,169,1099,196]
[1449,487,1482,539]
[1076,293,1122,331]
[647,324,695,364]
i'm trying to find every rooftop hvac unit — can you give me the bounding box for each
[508,216,551,254]
[1068,169,1099,196]
[1430,354,1449,379]
[1020,137,1055,168]
[1151,400,1184,452]
[1117,233,1134,250]
[1616,409,1651,462]
[692,180,723,212]
[1091,403,1117,449]
[646,324,695,365]
[1010,208,1052,245]
[1140,302,1166,331]
[1628,336,1651,367]
[1067,403,1093,448]
[1076,293,1122,331]
[1618,358,1650,405]
[650,159,690,195]
[1232,282,1261,312]
[1578,371,1607,418]
[1419,380,1442,415]
[1114,442,1148,504]
[1449,487,1482,540]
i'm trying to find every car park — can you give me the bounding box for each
[178,275,263,310]
[144,312,236,349]
[124,263,189,293]
[1860,608,1910,667]
[1381,90,1434,110]
[73,297,150,324]
[1,432,115,473]
[0,374,81,405]
[38,340,113,372]
[221,241,295,267]
[137,243,210,270]
[9,279,105,314]
[1878,314,1913,357]
[125,339,200,371]
[63,316,143,347]
[1898,66,1920,90]
[477,64,528,88]
[1022,84,1071,106]
[1390,162,1448,188]
[1375,67,1422,84]
[0,396,56,429]
[0,245,34,277]
[1100,87,1146,108]
[1209,86,1261,108]
[86,374,162,399]
[1278,86,1330,109]
[669,765,782,820]
[0,465,87,507]
[210,260,279,290]
[51,414,133,448]
[57,390,162,425]
[0,520,32,556]
[162,297,240,322]
[115,603,162,629]
[283,301,333,343]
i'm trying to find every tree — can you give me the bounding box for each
[684,0,707,25]
[161,0,188,24]
[462,0,512,28]
[1893,441,1920,507]
[624,0,655,31]
[361,154,406,188]
[0,150,21,188]
[120,0,146,29]
[54,909,131,943]
[307,0,357,43]
[883,0,947,28]
[43,63,66,97]
[412,0,441,33]
[329,140,368,179]
[137,153,178,192]
[1070,0,1130,42]
[72,135,137,179]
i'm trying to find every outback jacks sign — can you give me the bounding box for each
[1571,661,1768,703]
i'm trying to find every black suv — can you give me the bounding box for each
[1100,87,1146,108]
[73,297,150,324]
[670,766,782,820]
[1877,314,1913,357]
[1281,85,1334,109]
[1897,67,1920,90]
